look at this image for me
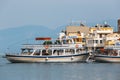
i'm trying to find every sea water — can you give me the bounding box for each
[0,57,120,80]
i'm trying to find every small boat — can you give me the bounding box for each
[94,42,120,63]
[6,37,90,63]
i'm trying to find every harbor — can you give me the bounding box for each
[3,19,120,63]
[0,0,120,80]
[1,20,120,80]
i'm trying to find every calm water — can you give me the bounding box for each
[0,57,120,80]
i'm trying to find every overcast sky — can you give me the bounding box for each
[0,0,120,30]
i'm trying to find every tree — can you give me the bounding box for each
[43,41,52,45]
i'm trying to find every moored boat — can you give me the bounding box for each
[94,42,120,63]
[6,53,89,63]
[6,37,90,63]
[94,55,120,63]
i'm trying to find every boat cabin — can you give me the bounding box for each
[21,37,86,56]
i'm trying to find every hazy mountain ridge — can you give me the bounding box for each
[0,25,59,53]
[0,19,117,54]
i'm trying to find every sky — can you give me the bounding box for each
[0,0,120,30]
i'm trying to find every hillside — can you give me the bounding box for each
[0,25,59,53]
[0,19,117,54]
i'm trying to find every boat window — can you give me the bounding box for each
[73,38,76,43]
[63,40,67,44]
[21,49,33,55]
[82,38,86,42]
[67,39,72,44]
[34,49,41,55]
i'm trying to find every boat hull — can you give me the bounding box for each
[6,53,89,63]
[95,55,120,63]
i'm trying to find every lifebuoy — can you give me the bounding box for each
[44,45,49,49]
[75,44,79,48]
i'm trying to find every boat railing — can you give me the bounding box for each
[105,45,120,49]
[22,44,45,49]
[22,44,81,49]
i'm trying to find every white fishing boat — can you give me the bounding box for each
[6,37,90,63]
[94,42,120,63]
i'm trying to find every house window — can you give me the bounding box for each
[105,34,107,36]
[100,40,102,43]
[100,34,102,38]
[94,40,98,43]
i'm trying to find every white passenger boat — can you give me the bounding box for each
[6,37,90,63]
[94,42,120,63]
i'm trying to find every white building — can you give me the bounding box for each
[86,24,113,49]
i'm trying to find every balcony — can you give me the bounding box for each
[96,30,113,33]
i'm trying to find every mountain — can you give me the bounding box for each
[0,19,117,54]
[0,25,57,53]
